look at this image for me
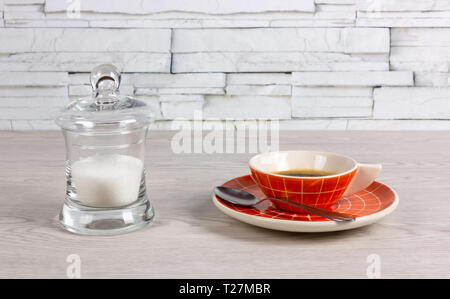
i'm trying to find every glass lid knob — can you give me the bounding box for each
[90,64,122,106]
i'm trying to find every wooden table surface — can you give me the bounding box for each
[0,131,449,279]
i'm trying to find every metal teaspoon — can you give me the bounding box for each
[214,186,355,222]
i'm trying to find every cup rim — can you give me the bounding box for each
[249,150,358,179]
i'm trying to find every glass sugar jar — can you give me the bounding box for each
[56,64,155,235]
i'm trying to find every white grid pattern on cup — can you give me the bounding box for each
[282,177,289,199]
[314,178,325,207]
[324,175,341,207]
[301,179,303,204]
[253,170,359,210]
[265,173,277,198]
[254,171,349,195]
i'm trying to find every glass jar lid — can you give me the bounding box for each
[56,64,154,133]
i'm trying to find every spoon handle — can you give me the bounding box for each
[264,198,355,222]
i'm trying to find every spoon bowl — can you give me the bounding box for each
[214,186,259,206]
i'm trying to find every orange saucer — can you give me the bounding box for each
[212,175,399,232]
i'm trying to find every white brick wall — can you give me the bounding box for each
[0,0,450,130]
[44,0,316,14]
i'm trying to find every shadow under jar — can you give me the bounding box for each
[56,64,155,235]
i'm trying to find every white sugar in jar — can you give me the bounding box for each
[56,64,155,235]
[71,154,144,208]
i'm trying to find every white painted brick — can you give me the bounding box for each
[0,86,67,97]
[147,120,263,131]
[45,0,315,14]
[0,52,171,72]
[133,88,159,96]
[68,85,92,97]
[0,107,60,119]
[130,73,226,88]
[343,28,389,54]
[135,87,225,96]
[44,11,315,21]
[161,101,204,119]
[0,97,67,107]
[159,95,204,102]
[89,18,272,29]
[318,0,355,3]
[3,4,42,11]
[0,72,68,86]
[356,10,450,27]
[270,19,354,27]
[11,120,58,130]
[356,0,450,11]
[41,11,308,22]
[390,31,450,88]
[158,88,225,95]
[0,0,448,131]
[68,73,89,85]
[239,9,356,27]
[358,10,450,19]
[414,73,450,87]
[173,28,343,53]
[357,17,450,28]
[347,120,450,131]
[3,6,42,22]
[173,53,388,73]
[391,47,450,65]
[173,28,387,53]
[198,19,270,28]
[4,10,45,20]
[374,87,450,119]
[292,72,413,87]
[0,120,12,130]
[203,96,291,119]
[317,4,355,11]
[0,28,171,53]
[0,2,357,30]
[226,85,291,96]
[293,87,373,97]
[69,85,134,97]
[89,19,203,29]
[4,0,44,4]
[227,73,291,85]
[390,62,449,73]
[292,97,372,117]
[392,28,450,47]
[5,19,90,27]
